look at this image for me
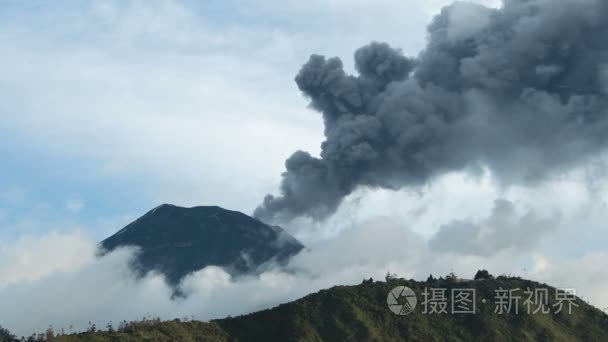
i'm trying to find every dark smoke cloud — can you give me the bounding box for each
[255,0,608,223]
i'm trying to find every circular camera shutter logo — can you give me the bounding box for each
[387,286,417,315]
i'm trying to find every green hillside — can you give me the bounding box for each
[12,273,602,342]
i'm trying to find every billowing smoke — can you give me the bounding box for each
[255,0,608,223]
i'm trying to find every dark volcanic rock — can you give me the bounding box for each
[100,204,304,285]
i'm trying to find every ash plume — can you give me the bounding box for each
[255,0,608,223]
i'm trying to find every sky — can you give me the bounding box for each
[0,0,502,241]
[1,0,608,336]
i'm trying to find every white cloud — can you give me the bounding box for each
[0,0,324,214]
[0,230,95,288]
[2,168,608,336]
[0,0,505,216]
[429,198,560,256]
[65,198,86,213]
[529,252,608,310]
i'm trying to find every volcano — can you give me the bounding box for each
[100,204,304,285]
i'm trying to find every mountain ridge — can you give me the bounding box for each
[41,274,608,341]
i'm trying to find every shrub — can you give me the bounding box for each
[474,269,494,280]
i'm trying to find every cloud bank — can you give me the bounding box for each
[1,167,607,337]
[429,199,560,256]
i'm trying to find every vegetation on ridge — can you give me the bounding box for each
[4,271,607,341]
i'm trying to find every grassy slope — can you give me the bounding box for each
[50,277,608,342]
